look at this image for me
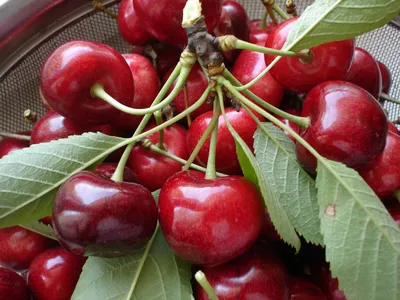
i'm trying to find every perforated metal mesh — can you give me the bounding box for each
[0,0,398,133]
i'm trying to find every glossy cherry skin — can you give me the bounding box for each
[196,245,289,299]
[127,123,189,191]
[133,0,222,46]
[113,53,160,131]
[388,122,400,135]
[289,277,327,300]
[377,61,391,94]
[232,44,285,108]
[222,0,249,41]
[265,17,354,93]
[296,81,388,174]
[249,20,276,44]
[0,132,30,158]
[345,47,382,99]
[359,132,400,197]
[276,108,301,142]
[52,171,157,257]
[0,267,30,300]
[164,63,212,120]
[213,8,236,63]
[94,163,136,183]
[27,247,86,300]
[0,226,54,271]
[30,110,114,144]
[117,0,150,45]
[158,170,264,266]
[187,108,262,175]
[41,40,134,125]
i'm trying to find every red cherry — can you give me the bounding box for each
[94,163,136,183]
[213,8,236,63]
[249,20,276,44]
[52,171,157,256]
[0,226,54,271]
[309,262,346,300]
[187,108,262,175]
[265,17,354,93]
[158,170,264,266]
[296,81,387,174]
[345,47,382,99]
[275,108,301,142]
[39,87,52,111]
[359,132,400,197]
[196,245,289,299]
[133,0,222,46]
[113,53,160,131]
[40,216,53,226]
[40,40,134,125]
[377,61,392,94]
[27,247,86,300]
[261,208,281,243]
[388,122,400,135]
[222,0,250,41]
[117,0,150,45]
[127,123,189,191]
[232,43,285,108]
[289,277,327,300]
[0,132,30,158]
[0,267,30,300]
[164,63,212,120]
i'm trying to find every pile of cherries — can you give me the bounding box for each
[0,0,399,299]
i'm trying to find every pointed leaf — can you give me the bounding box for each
[20,221,57,240]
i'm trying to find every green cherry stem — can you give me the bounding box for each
[0,132,31,141]
[260,10,269,29]
[381,93,400,105]
[154,111,165,150]
[234,39,298,57]
[91,0,117,19]
[195,271,219,300]
[205,101,221,180]
[272,2,290,20]
[266,4,278,25]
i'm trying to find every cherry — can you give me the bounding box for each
[0,267,30,300]
[27,247,86,300]
[30,110,114,144]
[0,132,30,158]
[232,43,285,108]
[113,53,160,131]
[345,47,382,99]
[39,87,52,110]
[41,40,134,125]
[261,208,281,243]
[196,245,289,299]
[264,17,354,93]
[387,203,400,227]
[388,122,400,135]
[288,277,327,300]
[164,63,212,120]
[249,20,276,44]
[117,0,150,45]
[222,0,250,42]
[309,261,346,300]
[377,61,392,94]
[296,81,388,174]
[187,108,262,175]
[52,171,157,256]
[94,163,136,183]
[158,170,264,266]
[213,8,236,63]
[0,226,54,271]
[275,108,301,142]
[133,0,222,46]
[359,131,400,197]
[127,123,189,191]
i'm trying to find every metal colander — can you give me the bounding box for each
[0,0,399,134]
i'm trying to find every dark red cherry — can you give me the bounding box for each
[289,277,327,300]
[309,261,346,300]
[52,171,157,256]
[0,132,30,158]
[133,0,222,46]
[261,208,281,243]
[164,63,212,120]
[196,245,289,299]
[275,108,301,142]
[94,163,136,183]
[158,170,264,266]
[296,81,387,174]
[39,87,52,110]
[27,247,86,300]
[222,0,250,41]
[387,203,400,228]
[41,40,134,125]
[377,61,392,94]
[40,216,53,226]
[117,0,150,45]
[232,43,285,108]
[0,226,54,271]
[388,122,400,135]
[265,17,354,93]
[0,267,30,300]
[187,108,262,175]
[249,20,276,44]
[359,131,400,197]
[30,110,114,144]
[127,123,189,191]
[213,8,236,63]
[345,47,382,99]
[113,53,160,131]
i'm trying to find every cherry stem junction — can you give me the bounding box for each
[0,132,31,141]
[205,100,220,180]
[195,271,219,300]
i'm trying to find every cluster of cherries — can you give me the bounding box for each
[0,0,399,299]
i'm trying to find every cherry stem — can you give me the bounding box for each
[223,69,310,128]
[154,111,165,150]
[90,66,192,116]
[24,109,37,124]
[183,85,192,126]
[272,2,290,20]
[266,4,279,25]
[286,0,298,17]
[260,10,269,29]
[394,190,400,203]
[0,132,31,141]
[195,271,219,300]
[234,39,299,57]
[381,93,400,105]
[205,101,220,180]
[91,1,117,19]
[147,143,226,177]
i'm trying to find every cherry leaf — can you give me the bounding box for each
[20,221,57,240]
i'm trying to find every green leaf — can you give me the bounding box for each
[227,122,301,251]
[316,159,400,300]
[20,221,57,240]
[284,0,400,51]
[253,123,322,245]
[0,132,128,228]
